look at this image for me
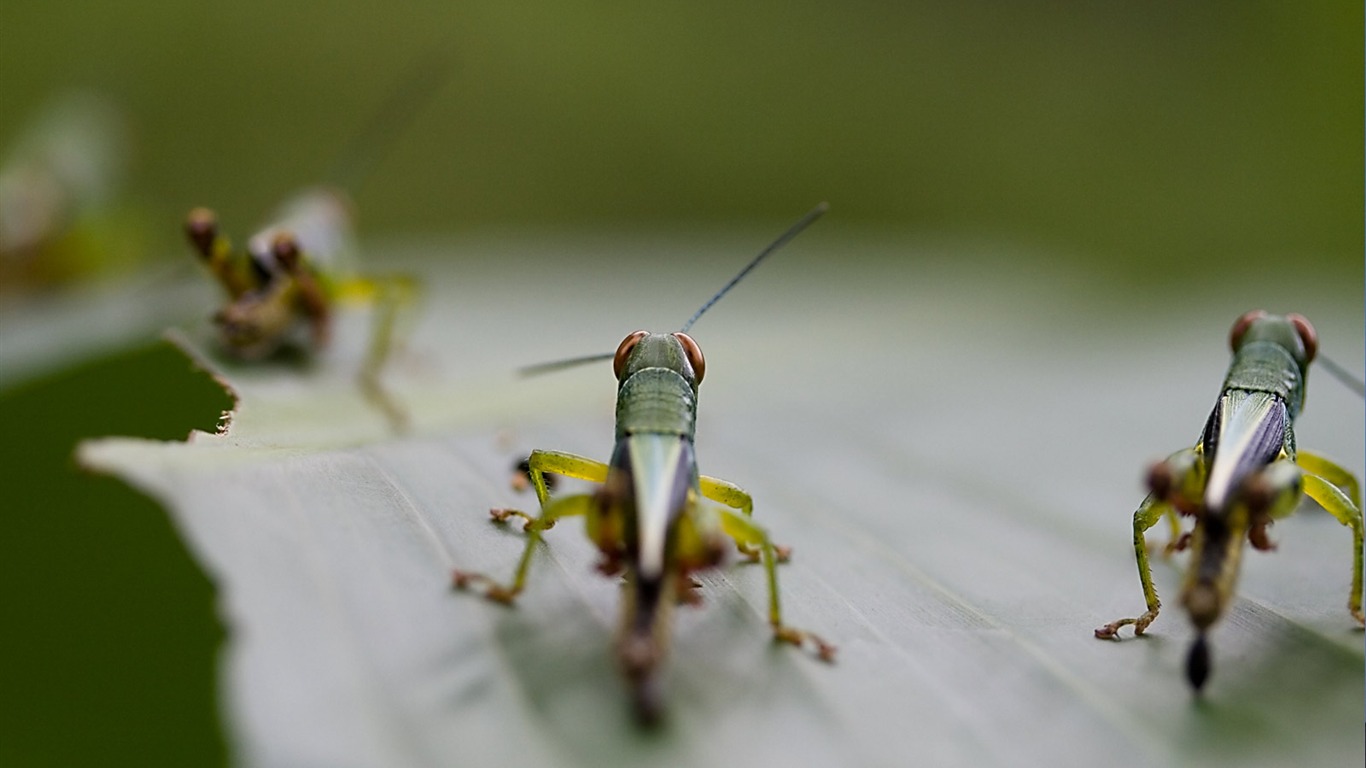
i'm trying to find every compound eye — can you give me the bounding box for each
[271,232,302,272]
[1229,309,1268,351]
[673,332,705,384]
[185,207,218,258]
[613,331,648,380]
[1286,313,1318,363]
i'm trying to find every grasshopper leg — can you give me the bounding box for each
[716,507,834,662]
[1297,451,1364,625]
[453,493,592,604]
[1095,493,1171,639]
[700,474,791,563]
[348,274,419,434]
[455,450,610,603]
[1097,448,1205,639]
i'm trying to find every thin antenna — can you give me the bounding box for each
[1318,353,1366,398]
[517,202,828,378]
[325,46,452,193]
[519,352,615,377]
[679,201,827,333]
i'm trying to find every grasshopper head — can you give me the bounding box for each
[1229,310,1317,367]
[612,331,705,388]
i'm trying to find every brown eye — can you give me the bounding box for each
[1286,313,1318,363]
[674,332,705,384]
[613,331,648,380]
[1229,309,1268,351]
[271,232,302,272]
[185,207,218,258]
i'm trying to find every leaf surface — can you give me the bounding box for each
[80,236,1365,767]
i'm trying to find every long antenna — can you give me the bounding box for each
[1318,353,1366,398]
[519,352,615,377]
[325,46,452,193]
[517,202,828,377]
[679,201,827,333]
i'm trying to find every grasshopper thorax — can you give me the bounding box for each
[612,332,704,442]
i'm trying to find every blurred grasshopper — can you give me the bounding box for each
[0,93,144,290]
[183,56,444,431]
[454,203,836,722]
[1095,311,1363,691]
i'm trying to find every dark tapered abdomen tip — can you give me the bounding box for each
[1186,634,1211,691]
[631,674,664,726]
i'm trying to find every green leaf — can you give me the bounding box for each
[79,237,1364,766]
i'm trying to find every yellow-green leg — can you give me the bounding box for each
[353,273,419,434]
[1298,451,1364,625]
[716,507,834,661]
[700,474,790,562]
[1095,493,1171,639]
[453,492,592,604]
[453,450,608,603]
[699,475,752,516]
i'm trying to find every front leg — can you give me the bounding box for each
[455,450,607,604]
[1094,493,1171,639]
[453,493,592,604]
[1096,447,1205,639]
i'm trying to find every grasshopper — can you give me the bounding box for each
[1095,310,1364,690]
[185,190,414,431]
[182,56,445,431]
[453,203,836,722]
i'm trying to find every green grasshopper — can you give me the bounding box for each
[182,57,444,431]
[453,203,836,722]
[1095,310,1364,690]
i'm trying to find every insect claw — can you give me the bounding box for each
[488,507,537,528]
[736,543,761,562]
[1094,611,1156,640]
[735,543,790,563]
[485,586,519,605]
[451,569,520,605]
[450,568,485,591]
[773,625,837,662]
[1163,531,1192,556]
[815,639,838,663]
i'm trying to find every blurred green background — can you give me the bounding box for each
[2,1,1361,278]
[1,2,1361,765]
